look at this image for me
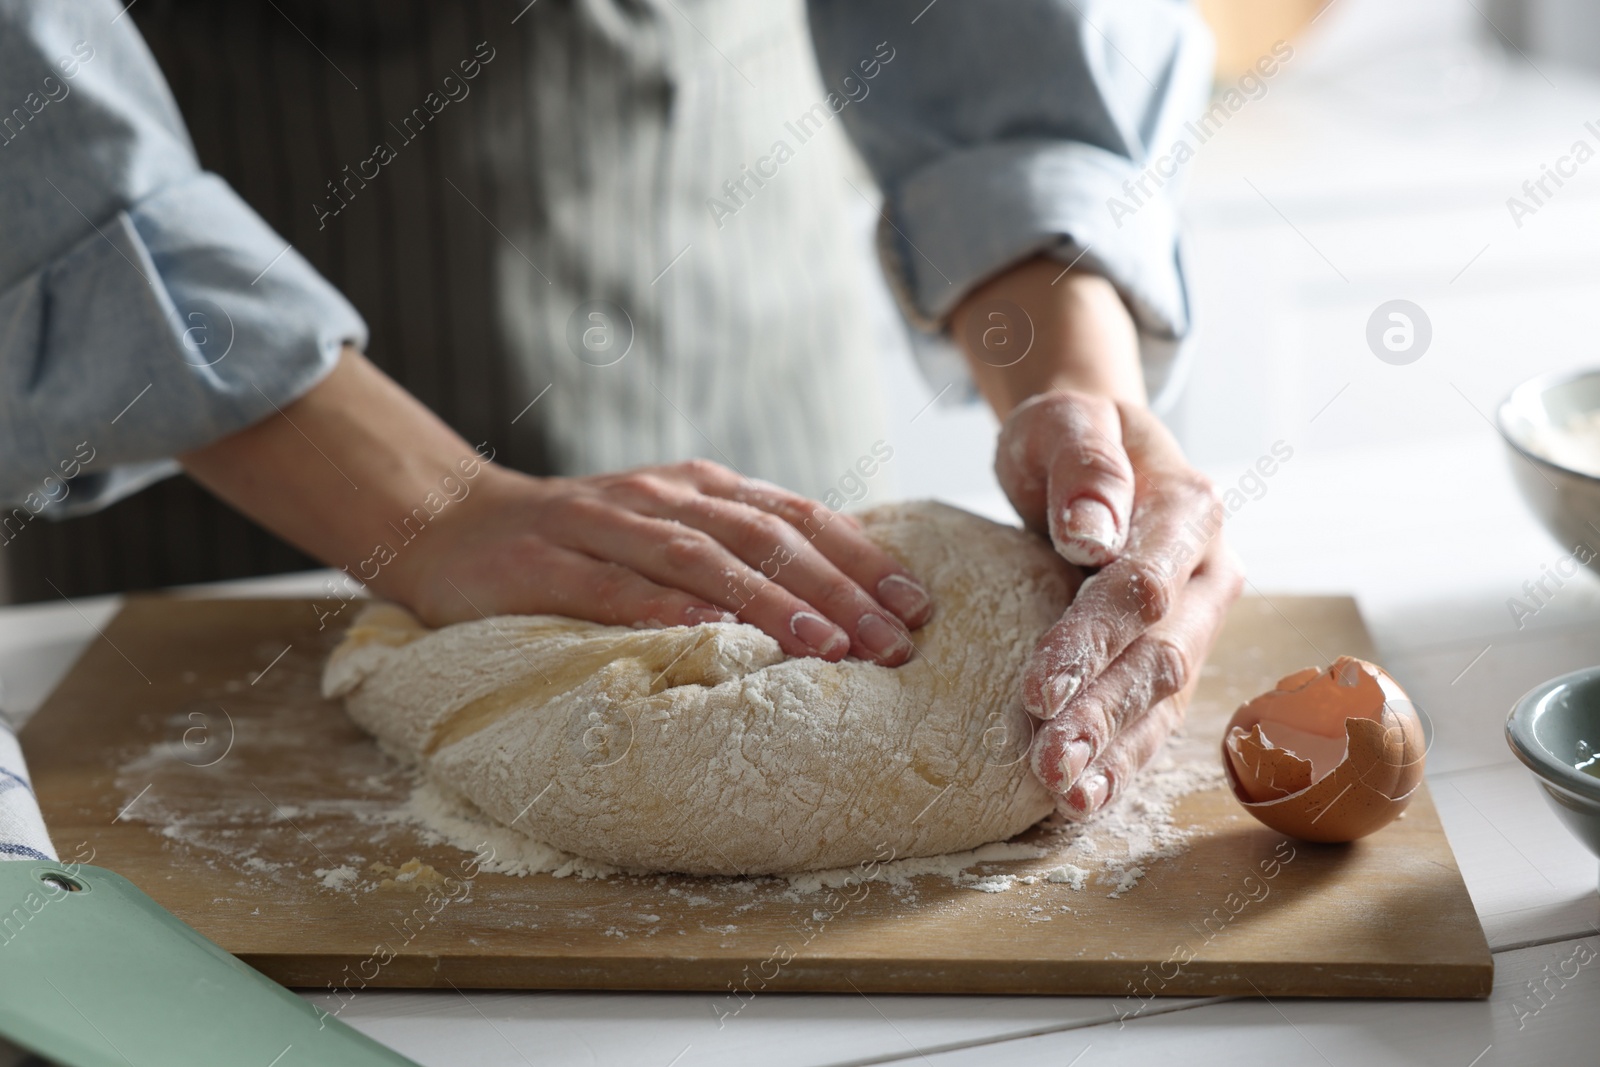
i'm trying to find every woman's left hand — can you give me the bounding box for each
[995,389,1244,818]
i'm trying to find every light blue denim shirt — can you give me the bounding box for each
[0,0,1209,514]
[0,0,367,514]
[813,0,1212,409]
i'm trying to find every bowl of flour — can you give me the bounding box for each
[1499,368,1600,576]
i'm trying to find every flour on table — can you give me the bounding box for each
[398,751,1222,898]
[963,875,1017,893]
[315,865,360,890]
[1046,864,1089,890]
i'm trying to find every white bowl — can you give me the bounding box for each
[1497,369,1600,576]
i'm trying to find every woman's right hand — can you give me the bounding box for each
[181,349,930,666]
[389,459,934,666]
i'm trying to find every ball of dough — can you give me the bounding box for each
[323,501,1081,875]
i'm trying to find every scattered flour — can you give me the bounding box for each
[1045,864,1089,890]
[1109,866,1146,899]
[111,697,1226,906]
[397,753,1223,899]
[962,874,1017,893]
[667,889,714,906]
[314,865,360,890]
[779,841,1046,895]
[403,780,624,879]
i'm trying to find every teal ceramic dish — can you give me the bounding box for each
[1507,667,1600,879]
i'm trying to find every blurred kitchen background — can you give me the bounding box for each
[6,0,1600,677]
[877,0,1600,662]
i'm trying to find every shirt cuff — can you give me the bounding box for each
[0,171,367,513]
[875,138,1195,410]
[878,138,1190,332]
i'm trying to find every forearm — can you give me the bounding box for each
[950,257,1147,417]
[177,346,933,663]
[178,346,490,599]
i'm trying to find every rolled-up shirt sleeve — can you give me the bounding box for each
[0,0,366,514]
[808,0,1213,404]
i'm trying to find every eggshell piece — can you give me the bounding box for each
[1221,656,1426,843]
[1226,723,1315,802]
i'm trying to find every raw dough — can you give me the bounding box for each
[322,501,1081,875]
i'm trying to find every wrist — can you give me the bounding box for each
[951,256,1147,417]
[364,459,528,609]
[181,347,503,607]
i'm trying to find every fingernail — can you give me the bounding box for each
[790,611,848,656]
[856,613,912,661]
[1063,739,1094,784]
[876,574,931,624]
[1066,773,1110,817]
[1066,498,1118,546]
[1058,498,1120,566]
[1048,666,1085,717]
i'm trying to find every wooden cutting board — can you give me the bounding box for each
[20,595,1492,999]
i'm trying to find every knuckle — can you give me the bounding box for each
[1040,389,1103,423]
[590,568,637,609]
[561,494,613,527]
[723,516,793,574]
[1066,440,1131,484]
[1215,539,1246,576]
[1227,565,1246,602]
[610,472,665,501]
[822,574,868,611]
[1146,635,1194,697]
[1121,558,1174,623]
[660,531,717,571]
[763,495,814,531]
[1073,613,1121,668]
[641,593,689,624]
[1074,699,1117,748]
[1218,552,1247,601]
[1099,757,1133,795]
[1004,392,1080,450]
[1189,473,1223,514]
[679,458,727,485]
[1052,581,1134,663]
[738,509,792,549]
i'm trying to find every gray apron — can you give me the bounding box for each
[10,0,891,598]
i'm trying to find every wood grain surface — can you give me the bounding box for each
[19,595,1492,999]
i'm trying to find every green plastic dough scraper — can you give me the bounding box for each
[0,723,418,1066]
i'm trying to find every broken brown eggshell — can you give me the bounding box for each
[1221,656,1426,843]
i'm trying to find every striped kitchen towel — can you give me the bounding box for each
[0,724,55,862]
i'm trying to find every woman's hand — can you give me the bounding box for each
[182,348,930,665]
[951,260,1243,819]
[998,390,1243,817]
[394,460,931,665]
